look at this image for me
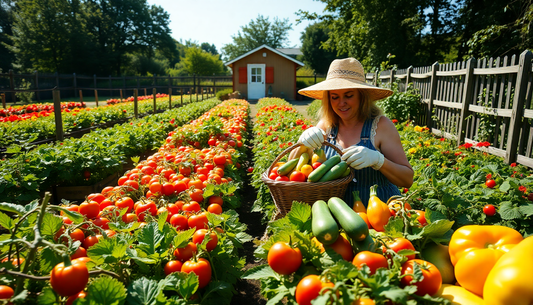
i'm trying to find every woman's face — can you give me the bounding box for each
[329,89,360,122]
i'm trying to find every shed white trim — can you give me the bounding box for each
[224,44,305,67]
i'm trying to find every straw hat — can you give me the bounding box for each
[298,58,393,101]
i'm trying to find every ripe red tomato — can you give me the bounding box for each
[415,210,428,227]
[384,237,416,260]
[269,172,279,180]
[173,180,188,194]
[188,212,208,230]
[161,182,175,196]
[170,214,189,230]
[164,260,183,275]
[247,167,254,173]
[0,285,14,300]
[69,228,85,243]
[275,175,289,181]
[295,275,332,305]
[182,258,212,289]
[400,259,442,296]
[207,203,223,215]
[312,162,322,169]
[50,259,89,297]
[99,198,113,210]
[290,171,306,182]
[189,189,204,202]
[65,291,86,305]
[182,201,201,215]
[267,242,302,275]
[82,236,100,249]
[485,179,496,188]
[192,229,218,252]
[116,196,134,213]
[123,179,139,191]
[92,217,110,230]
[71,246,87,260]
[79,200,100,219]
[135,201,157,222]
[213,155,226,166]
[483,204,496,216]
[352,251,389,275]
[174,242,197,261]
[208,196,223,206]
[83,170,91,179]
[87,193,105,204]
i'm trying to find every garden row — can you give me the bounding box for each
[0,98,221,205]
[0,102,86,120]
[246,97,533,304]
[0,94,204,149]
[0,99,252,304]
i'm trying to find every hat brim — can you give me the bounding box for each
[298,78,393,101]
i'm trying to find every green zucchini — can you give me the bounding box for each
[277,158,298,176]
[327,197,369,241]
[342,166,351,177]
[307,155,341,182]
[318,161,349,182]
[353,234,376,253]
[312,200,339,245]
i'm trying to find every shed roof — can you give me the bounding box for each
[224,44,305,67]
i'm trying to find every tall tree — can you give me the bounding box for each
[179,47,225,76]
[0,0,16,72]
[222,15,291,61]
[300,22,345,74]
[201,42,218,55]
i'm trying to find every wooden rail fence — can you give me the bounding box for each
[366,50,533,168]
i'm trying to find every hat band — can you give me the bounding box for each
[327,69,365,81]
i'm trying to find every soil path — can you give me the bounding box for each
[231,99,314,304]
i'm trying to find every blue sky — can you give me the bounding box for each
[146,0,327,54]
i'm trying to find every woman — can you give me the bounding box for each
[297,58,413,206]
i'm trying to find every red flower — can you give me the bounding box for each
[475,141,490,147]
[459,143,473,149]
[440,138,445,141]
[519,186,527,193]
[486,173,492,180]
[392,119,398,124]
[510,163,517,167]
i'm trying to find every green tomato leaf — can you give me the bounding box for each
[87,237,129,265]
[287,201,311,231]
[0,212,14,230]
[78,276,127,305]
[126,277,166,305]
[157,211,168,231]
[162,272,199,299]
[136,222,164,255]
[41,213,63,237]
[499,202,523,220]
[0,202,26,215]
[37,287,58,305]
[519,204,533,217]
[199,280,233,304]
[39,247,61,274]
[172,228,195,249]
[499,180,511,193]
[242,264,279,280]
[384,217,404,238]
[49,205,84,224]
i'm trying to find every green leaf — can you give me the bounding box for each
[499,181,511,192]
[37,287,58,304]
[384,217,404,238]
[78,276,127,305]
[207,212,223,227]
[0,202,26,215]
[287,201,311,230]
[126,277,166,305]
[499,202,523,220]
[518,204,533,217]
[163,272,199,299]
[0,212,14,230]
[87,238,128,265]
[327,260,358,281]
[265,290,288,305]
[417,219,454,239]
[172,228,195,249]
[49,205,84,224]
[9,290,29,303]
[157,211,168,231]
[6,145,21,154]
[39,247,61,274]
[136,222,165,255]
[380,288,409,303]
[242,264,279,280]
[41,213,63,236]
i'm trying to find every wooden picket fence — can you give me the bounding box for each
[366,50,533,168]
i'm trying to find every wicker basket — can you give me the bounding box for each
[261,142,355,217]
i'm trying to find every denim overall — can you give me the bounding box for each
[323,117,401,208]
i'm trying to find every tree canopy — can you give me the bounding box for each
[222,15,292,62]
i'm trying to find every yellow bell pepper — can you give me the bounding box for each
[483,236,533,305]
[436,284,484,305]
[448,225,523,296]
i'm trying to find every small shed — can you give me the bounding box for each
[225,45,305,100]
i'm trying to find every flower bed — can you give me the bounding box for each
[0,102,86,122]
[0,99,252,304]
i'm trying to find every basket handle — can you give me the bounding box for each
[267,141,344,175]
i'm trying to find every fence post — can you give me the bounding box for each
[94,90,99,107]
[1,93,5,109]
[181,88,183,106]
[457,58,476,145]
[93,74,97,99]
[168,74,172,108]
[153,88,157,113]
[389,69,395,88]
[201,87,204,101]
[35,71,41,103]
[52,89,64,141]
[506,50,533,164]
[55,71,59,87]
[120,89,123,101]
[9,69,15,104]
[73,73,77,98]
[144,88,147,96]
[405,66,413,92]
[79,90,83,103]
[426,62,439,129]
[134,89,138,118]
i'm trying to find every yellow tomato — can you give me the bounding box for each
[300,164,314,177]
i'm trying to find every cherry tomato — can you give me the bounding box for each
[208,196,223,206]
[352,251,388,275]
[115,197,134,213]
[400,259,442,296]
[69,228,85,243]
[182,201,201,215]
[71,246,87,260]
[267,242,302,275]
[79,200,100,219]
[189,189,204,202]
[192,229,218,252]
[290,170,307,182]
[50,258,89,297]
[170,214,189,230]
[207,203,223,215]
[415,210,428,227]
[135,201,157,222]
[182,258,212,289]
[164,260,183,275]
[483,204,496,216]
[82,236,100,249]
[65,291,86,305]
[384,237,416,260]
[295,275,331,305]
[174,242,197,261]
[485,179,497,188]
[0,285,14,300]
[187,212,208,230]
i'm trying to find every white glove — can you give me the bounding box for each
[341,146,385,170]
[298,127,326,149]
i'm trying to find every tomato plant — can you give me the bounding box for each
[164,260,183,275]
[0,285,14,300]
[295,275,331,305]
[483,204,496,216]
[352,251,389,275]
[400,259,442,296]
[192,229,218,252]
[267,242,302,275]
[182,258,212,289]
[50,257,89,297]
[486,179,497,188]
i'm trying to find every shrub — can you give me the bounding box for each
[216,88,233,101]
[377,82,422,123]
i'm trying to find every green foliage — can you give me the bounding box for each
[222,15,292,61]
[216,89,233,101]
[377,82,423,123]
[300,22,345,74]
[306,99,322,123]
[176,47,225,76]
